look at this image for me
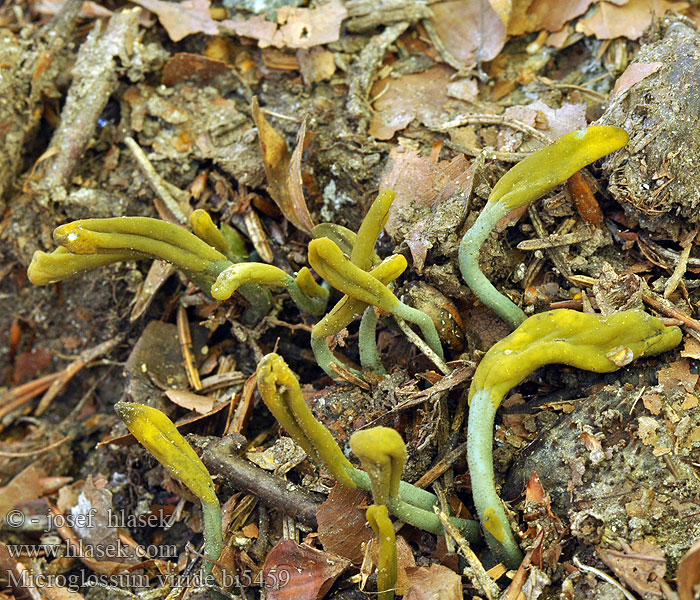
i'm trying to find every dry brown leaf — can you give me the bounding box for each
[220,1,347,49]
[508,0,594,35]
[642,391,663,415]
[502,100,587,150]
[164,389,215,414]
[576,0,689,40]
[610,61,663,99]
[41,587,86,600]
[0,463,46,517]
[263,539,351,600]
[678,537,700,600]
[404,563,463,600]
[430,0,506,68]
[681,336,700,359]
[658,359,699,394]
[596,540,667,598]
[317,484,372,565]
[251,98,314,234]
[369,65,454,140]
[131,0,218,41]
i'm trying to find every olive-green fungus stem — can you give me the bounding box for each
[257,353,479,539]
[190,209,272,322]
[309,237,444,360]
[467,308,682,569]
[311,254,406,377]
[366,504,397,600]
[212,262,328,316]
[458,126,629,329]
[114,402,223,576]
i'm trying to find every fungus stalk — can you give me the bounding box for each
[114,402,223,576]
[257,353,479,538]
[459,126,629,329]
[466,308,682,568]
[366,504,397,600]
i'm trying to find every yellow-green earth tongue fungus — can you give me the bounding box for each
[466,308,682,569]
[114,402,222,574]
[366,504,397,600]
[459,126,629,329]
[256,353,480,538]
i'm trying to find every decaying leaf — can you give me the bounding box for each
[677,538,700,600]
[251,98,314,234]
[379,145,475,269]
[369,65,454,140]
[220,0,347,49]
[508,0,594,35]
[576,0,689,40]
[164,389,216,414]
[596,540,667,598]
[502,100,588,150]
[317,484,372,565]
[0,463,46,517]
[404,563,463,600]
[297,48,337,85]
[131,0,218,41]
[610,61,663,99]
[263,539,351,600]
[429,0,506,68]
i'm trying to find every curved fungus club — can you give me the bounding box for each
[466,309,682,569]
[458,126,629,329]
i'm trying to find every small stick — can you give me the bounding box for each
[393,317,451,375]
[177,305,202,391]
[573,556,636,600]
[124,136,189,224]
[435,506,501,600]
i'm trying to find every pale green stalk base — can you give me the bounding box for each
[458,202,526,329]
[468,389,523,569]
[286,276,330,316]
[392,303,445,360]
[201,500,223,577]
[359,307,385,373]
[311,334,362,379]
[346,467,479,540]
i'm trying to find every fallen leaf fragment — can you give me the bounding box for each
[251,98,314,234]
[263,539,351,600]
[596,540,667,598]
[404,563,463,600]
[576,0,689,40]
[162,52,232,86]
[508,0,594,35]
[317,484,372,565]
[610,62,663,99]
[0,463,46,517]
[369,64,454,140]
[165,389,216,414]
[220,0,347,49]
[678,537,700,600]
[131,0,218,41]
[429,0,506,68]
[297,48,336,85]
